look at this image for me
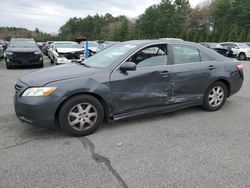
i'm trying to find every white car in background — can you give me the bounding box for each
[80,41,99,54]
[219,42,250,60]
[49,41,84,65]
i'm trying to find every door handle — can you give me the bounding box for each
[160,70,169,77]
[208,65,215,70]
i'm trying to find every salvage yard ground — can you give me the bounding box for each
[0,56,250,187]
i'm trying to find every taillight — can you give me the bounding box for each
[236,64,243,72]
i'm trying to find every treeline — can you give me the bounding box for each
[59,0,250,42]
[1,0,250,42]
[0,27,57,41]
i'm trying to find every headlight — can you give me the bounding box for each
[34,51,41,55]
[22,87,57,96]
[6,51,13,55]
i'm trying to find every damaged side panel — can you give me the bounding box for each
[110,66,173,113]
[46,71,115,118]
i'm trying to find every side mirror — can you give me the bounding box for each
[120,61,136,72]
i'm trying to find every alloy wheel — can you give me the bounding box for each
[67,103,97,131]
[208,86,224,107]
[239,53,246,60]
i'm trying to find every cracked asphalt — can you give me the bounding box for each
[0,56,250,188]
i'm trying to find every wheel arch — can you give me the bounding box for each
[238,52,246,60]
[213,79,231,97]
[55,92,111,126]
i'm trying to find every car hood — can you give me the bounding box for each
[56,48,84,53]
[7,47,38,53]
[20,64,96,86]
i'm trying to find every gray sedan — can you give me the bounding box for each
[14,39,244,136]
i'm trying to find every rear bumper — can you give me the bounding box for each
[229,71,244,96]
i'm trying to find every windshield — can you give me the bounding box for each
[10,40,36,48]
[238,43,250,48]
[84,43,138,68]
[55,42,82,48]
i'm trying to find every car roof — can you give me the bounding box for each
[11,38,34,41]
[122,39,200,47]
[123,39,229,62]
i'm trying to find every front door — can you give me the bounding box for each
[110,44,173,113]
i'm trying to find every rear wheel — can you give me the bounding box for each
[202,82,227,111]
[58,95,104,136]
[239,53,246,61]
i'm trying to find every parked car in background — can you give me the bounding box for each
[245,42,250,47]
[37,42,45,51]
[200,42,234,57]
[14,40,243,136]
[0,45,4,59]
[48,41,84,65]
[80,41,99,55]
[96,41,120,53]
[42,41,53,56]
[5,38,43,69]
[0,39,8,51]
[219,42,250,60]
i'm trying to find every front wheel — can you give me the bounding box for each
[202,82,227,111]
[58,95,104,136]
[239,53,246,61]
[6,61,11,69]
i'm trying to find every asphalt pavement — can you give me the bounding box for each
[0,56,250,188]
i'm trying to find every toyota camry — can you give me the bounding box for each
[14,39,244,136]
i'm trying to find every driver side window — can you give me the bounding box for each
[127,44,168,68]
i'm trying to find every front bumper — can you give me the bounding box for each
[6,56,43,66]
[56,57,82,64]
[14,81,64,128]
[14,95,59,128]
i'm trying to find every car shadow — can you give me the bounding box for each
[18,101,234,139]
[98,106,204,132]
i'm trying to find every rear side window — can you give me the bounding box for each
[173,44,213,64]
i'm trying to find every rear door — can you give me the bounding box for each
[170,44,217,103]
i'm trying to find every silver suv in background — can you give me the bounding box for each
[219,42,250,60]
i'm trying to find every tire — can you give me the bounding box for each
[5,62,11,69]
[238,53,246,61]
[202,81,227,111]
[38,63,44,68]
[58,95,104,136]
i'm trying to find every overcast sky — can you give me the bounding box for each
[0,0,204,33]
